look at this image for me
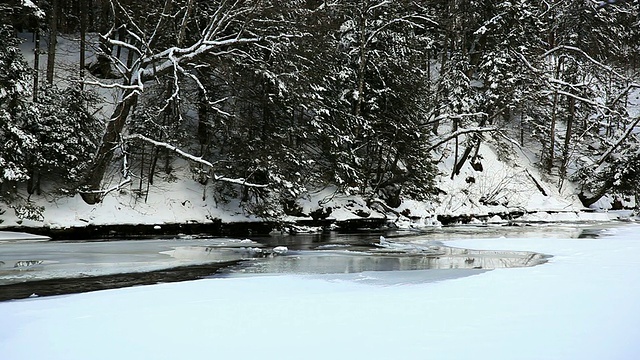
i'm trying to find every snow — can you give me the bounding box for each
[1,224,639,360]
[0,159,265,228]
[0,231,48,242]
[20,0,45,19]
[272,246,288,254]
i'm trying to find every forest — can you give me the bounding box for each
[1,0,640,221]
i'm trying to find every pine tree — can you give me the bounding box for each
[0,24,36,197]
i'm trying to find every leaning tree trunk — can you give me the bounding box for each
[80,89,139,204]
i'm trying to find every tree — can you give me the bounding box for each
[45,0,59,84]
[23,85,102,195]
[0,24,37,197]
[79,0,303,204]
[293,0,439,205]
[0,2,43,220]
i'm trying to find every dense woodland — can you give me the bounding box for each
[1,0,640,219]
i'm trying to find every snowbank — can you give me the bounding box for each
[0,231,49,242]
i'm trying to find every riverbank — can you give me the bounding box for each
[1,135,631,236]
[0,207,621,240]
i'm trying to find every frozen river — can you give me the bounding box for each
[1,223,639,360]
[0,223,616,300]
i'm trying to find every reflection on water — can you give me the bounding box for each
[222,246,548,276]
[260,223,614,250]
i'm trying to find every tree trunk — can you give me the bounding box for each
[46,0,58,84]
[578,178,614,208]
[197,88,209,151]
[33,11,40,101]
[451,118,459,180]
[453,136,480,177]
[80,0,86,88]
[93,0,112,78]
[80,89,139,204]
[354,4,367,119]
[546,56,564,172]
[559,96,575,180]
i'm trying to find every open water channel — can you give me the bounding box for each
[0,223,615,301]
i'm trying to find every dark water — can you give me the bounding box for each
[0,224,611,301]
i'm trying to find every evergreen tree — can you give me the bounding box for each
[0,24,36,198]
[294,1,439,205]
[22,85,102,195]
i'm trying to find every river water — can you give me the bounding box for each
[0,223,618,300]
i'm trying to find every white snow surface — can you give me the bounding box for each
[0,231,48,242]
[1,224,639,360]
[0,161,263,228]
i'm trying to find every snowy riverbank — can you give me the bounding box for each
[1,224,639,360]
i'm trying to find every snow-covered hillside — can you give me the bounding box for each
[0,30,622,230]
[0,138,614,231]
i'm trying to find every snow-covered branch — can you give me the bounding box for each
[367,1,391,13]
[82,177,132,196]
[513,51,542,74]
[83,80,143,92]
[474,12,506,35]
[140,37,263,79]
[365,14,437,46]
[548,78,588,92]
[595,116,640,166]
[124,134,268,188]
[107,38,143,57]
[554,89,613,113]
[542,45,627,80]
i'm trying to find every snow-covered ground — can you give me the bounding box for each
[0,231,49,242]
[1,224,639,360]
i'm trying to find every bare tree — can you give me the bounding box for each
[80,0,299,204]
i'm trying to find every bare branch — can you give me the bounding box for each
[608,82,640,109]
[124,134,268,188]
[148,0,174,48]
